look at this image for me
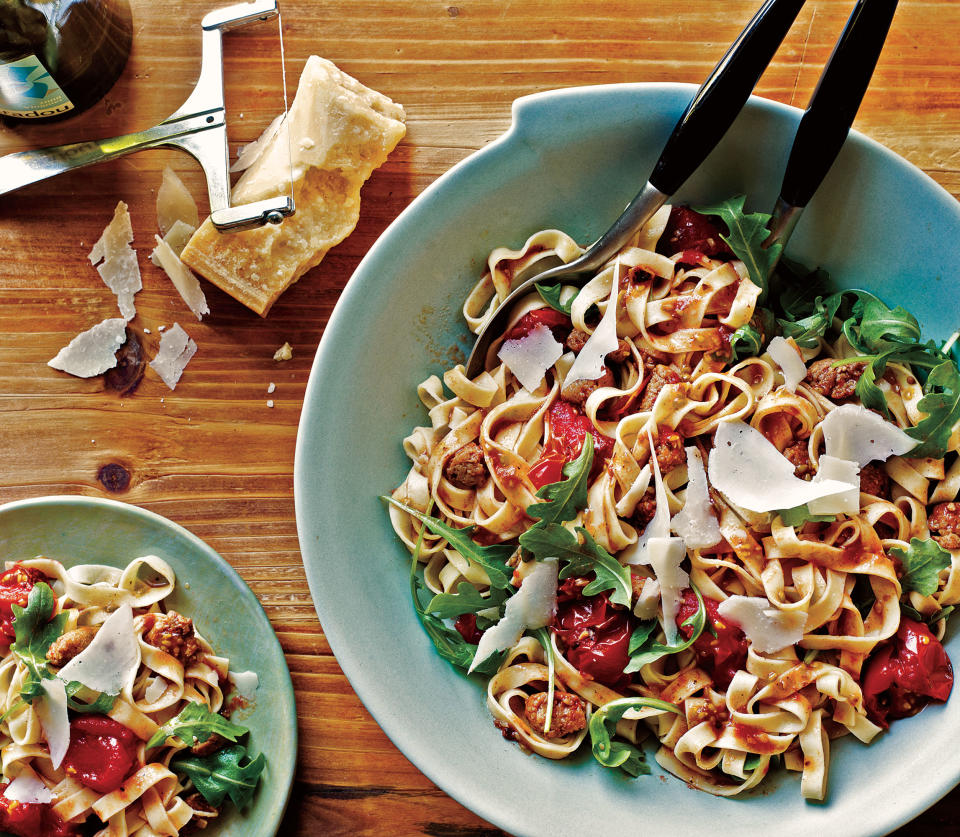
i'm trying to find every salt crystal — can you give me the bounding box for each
[158,325,166,332]
[149,323,197,390]
[266,399,274,408]
[48,318,127,378]
[144,328,151,334]
[151,235,209,321]
[267,382,276,394]
[156,167,199,237]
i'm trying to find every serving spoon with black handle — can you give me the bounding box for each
[464,0,807,378]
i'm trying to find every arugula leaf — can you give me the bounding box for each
[906,361,960,458]
[777,505,836,527]
[777,293,843,348]
[694,195,780,296]
[10,582,67,703]
[532,628,556,735]
[425,582,508,619]
[553,528,632,607]
[382,497,515,590]
[65,681,116,714]
[890,538,952,597]
[588,696,681,777]
[535,282,573,315]
[173,744,266,809]
[624,585,707,672]
[147,701,248,749]
[525,433,593,526]
[729,322,763,362]
[775,258,833,319]
[900,603,955,626]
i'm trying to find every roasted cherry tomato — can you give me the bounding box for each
[503,307,572,342]
[528,401,615,489]
[0,564,49,641]
[676,590,749,690]
[454,613,483,645]
[657,205,734,259]
[862,618,954,727]
[553,588,631,688]
[62,715,139,793]
[0,783,77,837]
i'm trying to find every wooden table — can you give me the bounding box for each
[0,0,958,833]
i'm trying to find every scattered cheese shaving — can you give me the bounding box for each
[48,317,127,378]
[621,429,670,564]
[717,596,806,653]
[149,219,196,264]
[266,399,275,408]
[157,166,199,237]
[231,112,285,173]
[149,323,197,390]
[228,670,260,700]
[267,382,276,394]
[469,559,558,673]
[820,403,916,466]
[648,536,689,646]
[633,577,661,620]
[767,336,807,392]
[88,201,141,321]
[4,768,53,804]
[151,235,210,321]
[670,446,722,548]
[143,676,168,704]
[497,323,563,392]
[37,678,69,769]
[562,260,621,389]
[807,455,860,515]
[274,342,293,361]
[708,420,858,513]
[57,604,140,694]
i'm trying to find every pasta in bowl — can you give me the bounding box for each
[385,198,960,800]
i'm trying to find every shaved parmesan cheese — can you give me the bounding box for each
[231,112,285,173]
[57,604,139,694]
[152,236,210,321]
[708,421,858,513]
[717,596,806,653]
[157,166,199,237]
[621,429,670,565]
[150,219,196,263]
[820,403,916,466]
[274,342,293,361]
[88,200,133,265]
[149,323,197,390]
[143,676,168,704]
[561,260,621,389]
[671,447,722,548]
[469,559,558,673]
[48,317,127,378]
[37,678,69,769]
[96,248,141,321]
[497,323,563,392]
[633,576,661,620]
[767,336,806,392]
[229,670,260,700]
[648,536,689,645]
[806,455,860,515]
[4,768,53,804]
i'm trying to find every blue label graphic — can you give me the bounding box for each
[0,55,75,118]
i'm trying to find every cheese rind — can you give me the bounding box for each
[181,56,406,316]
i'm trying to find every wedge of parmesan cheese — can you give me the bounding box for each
[149,323,197,390]
[157,166,199,237]
[48,317,127,378]
[181,56,406,316]
[820,403,916,466]
[717,595,806,653]
[89,201,141,321]
[469,559,558,673]
[708,420,857,513]
[152,236,210,321]
[57,604,140,694]
[497,323,563,391]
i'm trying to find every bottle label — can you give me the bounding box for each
[0,55,75,119]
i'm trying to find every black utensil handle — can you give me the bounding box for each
[780,0,899,208]
[650,0,807,196]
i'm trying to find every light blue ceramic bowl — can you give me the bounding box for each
[294,83,960,837]
[0,495,297,837]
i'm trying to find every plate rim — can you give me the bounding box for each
[0,493,298,837]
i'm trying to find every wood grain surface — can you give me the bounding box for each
[1,0,958,834]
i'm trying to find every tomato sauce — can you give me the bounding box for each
[0,564,49,641]
[676,590,749,690]
[862,618,954,727]
[528,400,615,489]
[503,307,571,343]
[553,587,631,688]
[0,785,77,837]
[62,715,139,793]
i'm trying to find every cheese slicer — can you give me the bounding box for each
[0,0,295,232]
